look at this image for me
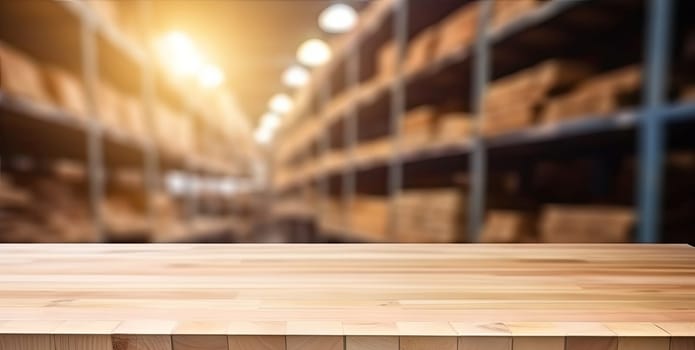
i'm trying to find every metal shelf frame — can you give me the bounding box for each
[281,0,688,243]
[0,0,243,242]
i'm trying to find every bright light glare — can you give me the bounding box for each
[198,64,225,88]
[165,171,188,195]
[254,127,273,144]
[319,3,358,33]
[159,31,204,77]
[282,65,309,88]
[268,93,294,114]
[261,112,281,130]
[297,39,332,67]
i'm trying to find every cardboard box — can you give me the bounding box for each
[43,66,88,118]
[540,205,634,243]
[0,41,49,103]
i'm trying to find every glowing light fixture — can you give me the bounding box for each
[319,3,358,33]
[268,93,293,114]
[198,64,225,88]
[260,112,281,130]
[282,65,309,88]
[159,31,204,77]
[254,127,273,144]
[297,39,331,67]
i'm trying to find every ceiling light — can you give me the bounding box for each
[198,64,225,88]
[254,127,274,144]
[268,93,294,114]
[297,39,332,67]
[261,112,281,130]
[319,3,358,34]
[282,65,310,88]
[159,31,204,77]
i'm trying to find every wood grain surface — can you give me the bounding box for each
[0,243,693,344]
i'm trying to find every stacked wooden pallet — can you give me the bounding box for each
[0,244,693,350]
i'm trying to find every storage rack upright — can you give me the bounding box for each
[272,0,695,243]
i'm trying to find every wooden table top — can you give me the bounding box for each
[0,244,694,338]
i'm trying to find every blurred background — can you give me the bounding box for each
[0,0,693,244]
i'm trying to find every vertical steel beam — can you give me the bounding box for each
[637,0,673,243]
[388,0,408,241]
[140,0,160,237]
[319,83,332,234]
[467,0,493,242]
[81,14,105,242]
[344,43,360,232]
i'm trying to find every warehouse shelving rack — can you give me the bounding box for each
[0,0,250,242]
[273,0,695,243]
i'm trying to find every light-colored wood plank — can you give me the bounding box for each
[173,335,227,350]
[512,336,565,350]
[346,336,398,350]
[458,336,511,350]
[400,336,457,350]
[55,335,113,350]
[0,244,693,338]
[565,336,617,350]
[227,335,285,350]
[670,338,695,350]
[605,323,670,337]
[617,337,669,350]
[286,336,343,350]
[0,335,54,350]
[656,323,695,337]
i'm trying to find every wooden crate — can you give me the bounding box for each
[43,65,88,119]
[541,65,642,123]
[480,210,536,243]
[540,205,635,243]
[435,2,479,60]
[405,28,437,74]
[0,41,49,103]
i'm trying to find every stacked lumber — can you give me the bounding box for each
[483,59,592,135]
[395,188,466,242]
[0,41,50,103]
[542,65,642,123]
[151,192,187,242]
[102,195,150,242]
[402,105,437,149]
[43,65,88,118]
[377,40,397,80]
[351,196,389,241]
[154,102,193,155]
[539,205,634,243]
[681,85,695,102]
[491,0,542,30]
[355,137,391,165]
[434,112,472,142]
[480,210,536,243]
[320,150,346,173]
[435,2,479,60]
[405,28,437,74]
[0,175,94,243]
